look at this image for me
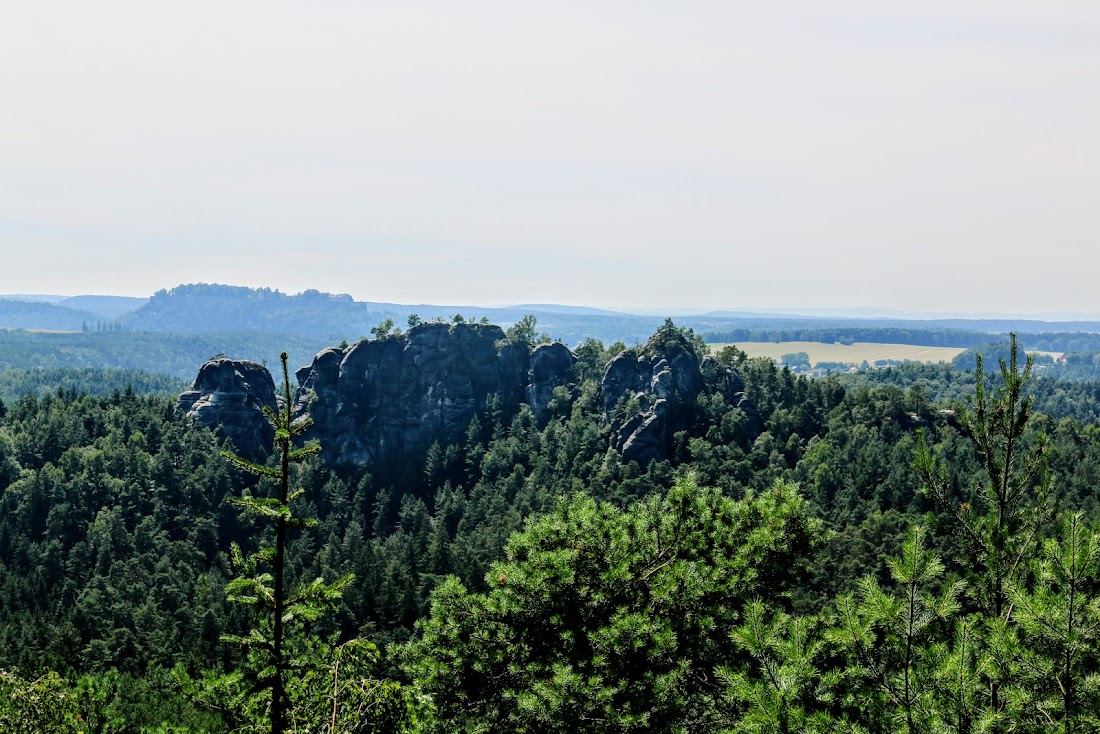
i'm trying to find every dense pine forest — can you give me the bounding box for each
[1,323,1098,732]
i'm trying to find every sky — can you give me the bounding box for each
[2,1,1099,315]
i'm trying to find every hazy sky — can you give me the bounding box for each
[3,1,1099,313]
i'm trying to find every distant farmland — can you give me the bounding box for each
[708,341,967,366]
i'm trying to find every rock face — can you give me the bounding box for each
[599,332,705,466]
[177,322,743,470]
[180,325,580,467]
[291,323,574,466]
[176,358,278,457]
[526,342,577,425]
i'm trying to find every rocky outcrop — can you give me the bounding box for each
[180,325,580,467]
[176,358,277,457]
[616,399,669,466]
[600,331,705,465]
[293,323,518,464]
[287,323,575,466]
[526,342,577,425]
[177,322,738,470]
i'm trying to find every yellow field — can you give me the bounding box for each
[708,342,967,366]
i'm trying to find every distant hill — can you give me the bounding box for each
[7,283,1100,389]
[506,303,626,316]
[700,310,826,320]
[59,295,148,319]
[0,299,99,331]
[0,294,67,303]
[121,283,671,345]
[123,284,399,342]
[10,281,1099,365]
[0,294,146,328]
[695,312,1100,334]
[112,282,1100,351]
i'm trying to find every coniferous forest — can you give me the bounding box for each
[1,323,1099,733]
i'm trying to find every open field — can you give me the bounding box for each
[708,341,968,365]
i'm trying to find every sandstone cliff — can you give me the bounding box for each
[176,358,277,457]
[177,322,747,468]
[600,329,705,465]
[297,323,532,465]
[180,323,575,465]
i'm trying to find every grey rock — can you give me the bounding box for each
[599,330,705,465]
[176,358,277,457]
[180,324,561,467]
[619,399,669,466]
[297,323,529,465]
[178,321,717,471]
[526,342,577,425]
[668,351,704,396]
[601,351,645,418]
[651,364,673,400]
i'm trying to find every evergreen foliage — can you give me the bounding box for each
[0,328,328,380]
[1008,512,1100,732]
[0,323,1098,731]
[405,474,821,732]
[0,670,81,733]
[0,367,187,402]
[831,525,963,733]
[215,353,407,733]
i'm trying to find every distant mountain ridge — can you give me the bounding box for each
[0,294,67,303]
[123,283,386,341]
[505,303,626,316]
[120,283,669,344]
[0,294,149,328]
[4,283,1100,348]
[59,295,148,319]
[0,299,100,331]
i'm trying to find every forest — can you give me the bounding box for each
[0,323,1098,733]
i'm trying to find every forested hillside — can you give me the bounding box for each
[1,325,1098,731]
[0,299,100,331]
[0,368,188,402]
[0,329,330,381]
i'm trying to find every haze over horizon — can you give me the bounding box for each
[6,285,1100,323]
[4,1,1099,314]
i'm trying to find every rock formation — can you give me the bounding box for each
[176,358,277,457]
[599,329,705,466]
[700,354,761,435]
[526,342,577,426]
[176,321,743,469]
[178,323,578,466]
[296,322,530,465]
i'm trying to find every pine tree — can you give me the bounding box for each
[219,353,353,734]
[1008,512,1100,733]
[914,333,1056,728]
[720,602,845,732]
[832,525,963,734]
